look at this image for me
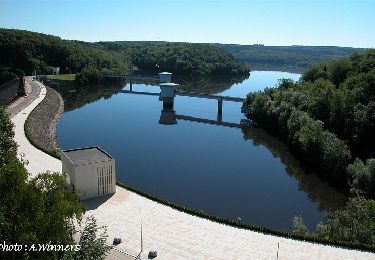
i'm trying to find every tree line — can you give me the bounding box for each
[0,29,131,85]
[0,29,249,85]
[217,43,365,72]
[99,41,250,76]
[292,196,375,248]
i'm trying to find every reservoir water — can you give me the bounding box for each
[57,71,346,231]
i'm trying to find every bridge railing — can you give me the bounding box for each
[103,74,159,81]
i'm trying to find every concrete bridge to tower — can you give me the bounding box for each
[114,71,245,116]
[103,74,159,81]
[104,72,172,91]
[120,88,244,128]
[111,71,245,127]
[119,87,245,116]
[158,80,244,116]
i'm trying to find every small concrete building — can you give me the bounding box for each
[61,147,116,200]
[159,82,178,108]
[159,83,178,100]
[51,67,60,75]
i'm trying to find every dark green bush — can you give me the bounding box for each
[0,70,17,85]
[75,66,101,84]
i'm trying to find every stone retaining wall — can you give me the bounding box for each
[25,86,64,155]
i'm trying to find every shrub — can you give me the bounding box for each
[75,66,101,84]
[348,158,375,197]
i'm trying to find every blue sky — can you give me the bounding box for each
[0,0,374,47]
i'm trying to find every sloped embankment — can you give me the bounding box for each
[25,86,64,158]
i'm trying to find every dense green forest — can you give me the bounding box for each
[98,41,249,76]
[216,44,365,72]
[0,29,131,84]
[243,49,375,195]
[0,29,249,85]
[2,28,363,86]
[97,41,365,72]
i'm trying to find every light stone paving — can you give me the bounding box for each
[10,79,61,178]
[86,186,375,260]
[11,79,375,260]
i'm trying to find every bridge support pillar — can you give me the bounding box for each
[163,100,174,109]
[218,99,223,115]
[217,112,222,123]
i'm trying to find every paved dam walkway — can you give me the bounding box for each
[9,78,61,178]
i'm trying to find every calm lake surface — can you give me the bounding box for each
[57,71,346,231]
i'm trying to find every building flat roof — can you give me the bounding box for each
[62,147,113,165]
[159,83,179,87]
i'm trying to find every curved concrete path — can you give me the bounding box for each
[10,78,61,178]
[10,78,375,260]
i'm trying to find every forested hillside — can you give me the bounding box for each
[0,29,131,84]
[99,41,365,72]
[243,49,375,196]
[217,44,365,72]
[2,29,364,86]
[98,41,250,76]
[0,29,249,85]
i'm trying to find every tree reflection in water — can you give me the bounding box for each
[241,125,347,212]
